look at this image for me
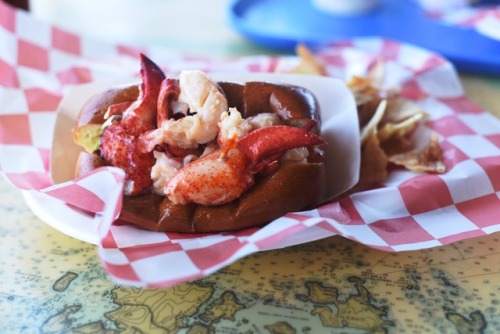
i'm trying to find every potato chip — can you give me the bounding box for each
[287,44,327,76]
[357,98,382,130]
[348,76,381,106]
[389,134,446,173]
[380,134,414,157]
[347,69,445,175]
[346,130,388,196]
[382,98,427,124]
[378,111,427,143]
[360,99,387,144]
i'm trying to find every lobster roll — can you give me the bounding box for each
[73,54,327,233]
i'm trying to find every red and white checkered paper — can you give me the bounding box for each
[1,1,500,287]
[416,0,500,41]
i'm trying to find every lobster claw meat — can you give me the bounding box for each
[238,122,323,173]
[157,78,180,126]
[164,124,326,206]
[120,53,166,135]
[100,54,166,195]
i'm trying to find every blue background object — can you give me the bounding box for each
[228,0,500,74]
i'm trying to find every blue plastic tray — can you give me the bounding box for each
[228,0,500,74]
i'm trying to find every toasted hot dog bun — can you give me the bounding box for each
[74,80,326,232]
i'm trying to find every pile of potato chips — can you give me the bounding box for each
[282,45,446,195]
